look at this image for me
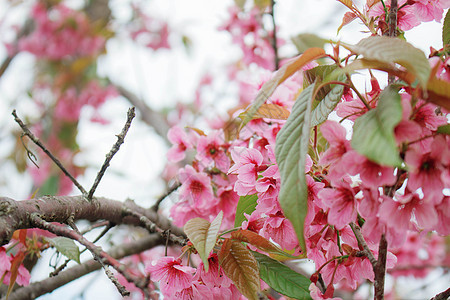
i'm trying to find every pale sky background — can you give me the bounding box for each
[0,0,448,299]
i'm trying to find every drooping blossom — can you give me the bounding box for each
[167,126,195,163]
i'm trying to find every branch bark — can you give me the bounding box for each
[3,233,164,300]
[0,195,185,246]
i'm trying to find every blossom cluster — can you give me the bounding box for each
[17,2,106,60]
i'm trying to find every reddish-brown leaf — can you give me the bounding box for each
[231,230,295,259]
[218,239,261,300]
[240,48,327,128]
[337,11,357,33]
[6,252,26,299]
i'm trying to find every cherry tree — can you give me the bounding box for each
[0,0,449,299]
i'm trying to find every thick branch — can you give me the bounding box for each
[114,83,170,144]
[4,233,163,300]
[0,195,185,246]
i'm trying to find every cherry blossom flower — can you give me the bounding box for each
[319,177,359,230]
[146,257,196,295]
[178,165,216,212]
[411,0,449,22]
[196,130,230,172]
[167,126,195,163]
[368,0,420,32]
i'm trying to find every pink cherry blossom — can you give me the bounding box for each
[262,214,298,251]
[319,177,359,230]
[178,165,216,212]
[319,120,351,168]
[167,126,195,162]
[146,256,196,295]
[368,0,420,32]
[196,130,230,172]
[412,0,447,22]
[341,150,396,188]
[405,136,447,203]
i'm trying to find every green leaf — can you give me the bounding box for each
[252,251,312,299]
[443,9,450,47]
[234,194,258,228]
[310,79,346,127]
[218,239,261,300]
[275,83,315,253]
[48,237,81,264]
[240,48,326,129]
[292,34,328,53]
[184,212,223,272]
[347,36,430,88]
[351,86,403,167]
[437,124,450,135]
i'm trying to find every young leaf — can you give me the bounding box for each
[48,237,81,264]
[252,251,312,299]
[218,239,261,300]
[275,83,315,253]
[335,58,416,85]
[310,79,346,127]
[443,9,450,47]
[337,11,357,34]
[347,36,430,88]
[231,229,296,258]
[234,194,258,228]
[336,0,354,10]
[292,34,328,53]
[240,48,326,128]
[6,252,26,300]
[351,86,403,167]
[239,103,290,121]
[184,212,223,272]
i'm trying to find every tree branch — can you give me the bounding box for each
[0,195,185,247]
[349,222,377,267]
[4,233,164,300]
[87,107,136,200]
[12,110,88,195]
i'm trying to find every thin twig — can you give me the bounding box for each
[349,223,377,267]
[387,0,398,84]
[50,221,114,277]
[12,110,88,195]
[269,0,279,70]
[150,182,182,211]
[87,107,136,201]
[29,214,148,297]
[6,234,163,300]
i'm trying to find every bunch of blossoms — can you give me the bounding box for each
[16,1,106,60]
[219,6,280,70]
[367,0,450,34]
[155,47,449,300]
[128,4,171,51]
